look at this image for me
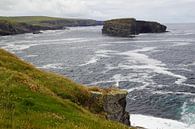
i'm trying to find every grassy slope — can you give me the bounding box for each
[0,16,96,26]
[0,16,63,23]
[0,48,135,129]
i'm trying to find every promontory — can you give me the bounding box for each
[102,18,167,37]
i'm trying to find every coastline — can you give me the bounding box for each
[0,48,135,129]
[131,114,195,129]
[0,16,103,36]
[1,21,195,128]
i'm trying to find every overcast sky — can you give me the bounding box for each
[0,0,195,23]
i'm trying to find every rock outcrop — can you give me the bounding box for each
[0,20,30,35]
[102,18,167,37]
[90,89,130,126]
[0,16,104,36]
[0,20,63,36]
[103,90,130,126]
[136,20,167,33]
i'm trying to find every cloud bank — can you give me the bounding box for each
[0,0,195,23]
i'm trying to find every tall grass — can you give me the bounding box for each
[0,49,135,129]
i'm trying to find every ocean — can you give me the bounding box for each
[0,23,195,129]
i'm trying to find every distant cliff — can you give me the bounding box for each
[102,18,167,37]
[0,20,62,36]
[0,16,103,36]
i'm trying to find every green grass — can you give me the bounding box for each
[0,20,18,25]
[0,16,96,27]
[0,49,135,129]
[0,16,63,24]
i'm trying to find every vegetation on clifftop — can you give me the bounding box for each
[0,48,136,129]
[0,16,63,24]
[0,16,97,25]
[0,16,103,36]
[102,18,167,37]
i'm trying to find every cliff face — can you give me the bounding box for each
[102,18,167,37]
[136,20,167,33]
[90,90,130,126]
[102,18,137,37]
[0,20,30,35]
[103,91,130,126]
[0,16,103,36]
[0,20,65,36]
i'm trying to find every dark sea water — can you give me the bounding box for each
[0,24,195,129]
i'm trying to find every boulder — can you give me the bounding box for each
[102,18,167,37]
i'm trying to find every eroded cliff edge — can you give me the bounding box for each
[102,18,167,37]
[89,88,131,126]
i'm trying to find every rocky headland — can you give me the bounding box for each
[0,16,103,36]
[102,18,167,37]
[0,20,57,36]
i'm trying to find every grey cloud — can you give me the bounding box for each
[0,0,194,23]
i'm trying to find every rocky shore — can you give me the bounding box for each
[102,18,167,37]
[0,16,103,36]
[0,20,60,36]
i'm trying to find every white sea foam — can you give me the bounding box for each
[181,100,195,127]
[42,30,59,33]
[79,57,98,66]
[172,42,191,46]
[130,39,195,43]
[106,41,132,44]
[94,47,192,91]
[117,47,188,86]
[153,91,195,96]
[80,50,118,66]
[38,63,63,69]
[131,114,194,129]
[87,80,116,86]
[98,44,110,47]
[96,49,118,54]
[173,33,194,36]
[18,38,93,46]
[25,55,38,58]
[95,50,118,57]
[127,82,150,92]
[87,72,151,88]
[109,72,153,92]
[85,57,98,64]
[2,44,38,52]
[187,61,195,66]
[36,38,85,44]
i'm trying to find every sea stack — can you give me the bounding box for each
[102,18,167,37]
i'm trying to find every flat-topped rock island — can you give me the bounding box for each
[102,18,167,37]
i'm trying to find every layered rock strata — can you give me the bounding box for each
[90,90,130,126]
[102,18,167,37]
